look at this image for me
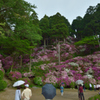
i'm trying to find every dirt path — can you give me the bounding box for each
[0,87,98,100]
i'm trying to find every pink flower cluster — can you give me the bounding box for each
[9,71,22,80]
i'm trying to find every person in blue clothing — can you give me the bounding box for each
[60,83,64,96]
[83,83,85,92]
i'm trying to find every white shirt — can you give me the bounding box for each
[89,83,92,87]
[15,89,21,100]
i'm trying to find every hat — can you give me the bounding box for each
[25,84,29,87]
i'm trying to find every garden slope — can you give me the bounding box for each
[0,87,98,100]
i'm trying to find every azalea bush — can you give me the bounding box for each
[1,37,100,88]
[33,76,43,86]
[22,77,31,85]
[32,65,48,77]
[8,71,22,81]
[23,72,34,78]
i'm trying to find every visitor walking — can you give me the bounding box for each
[21,84,32,100]
[77,85,80,100]
[89,83,92,90]
[15,86,21,100]
[79,84,85,100]
[94,84,96,91]
[60,83,64,96]
[83,83,85,92]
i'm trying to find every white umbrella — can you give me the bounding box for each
[13,80,25,87]
[76,80,84,85]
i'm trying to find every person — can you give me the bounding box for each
[21,84,32,100]
[77,85,80,100]
[89,83,92,90]
[15,86,21,100]
[79,84,85,100]
[60,83,64,96]
[94,84,96,91]
[83,83,85,92]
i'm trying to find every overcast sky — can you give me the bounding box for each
[25,0,100,24]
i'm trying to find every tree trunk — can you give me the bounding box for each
[29,56,31,72]
[29,49,32,72]
[58,42,60,65]
[56,38,58,45]
[64,38,66,43]
[47,38,48,46]
[20,55,22,67]
[10,61,14,72]
[44,39,46,52]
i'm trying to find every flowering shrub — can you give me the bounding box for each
[8,71,22,81]
[22,78,31,85]
[44,75,57,84]
[23,72,34,77]
[33,76,43,86]
[1,37,100,88]
[2,56,13,70]
[0,60,5,74]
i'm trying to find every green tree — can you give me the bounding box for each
[71,16,83,39]
[39,15,50,50]
[0,0,42,71]
[51,23,69,41]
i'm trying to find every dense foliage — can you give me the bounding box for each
[0,63,7,91]
[0,70,4,80]
[0,80,7,91]
[71,3,100,40]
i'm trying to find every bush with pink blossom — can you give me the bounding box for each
[21,77,31,85]
[23,72,34,78]
[8,71,22,81]
[0,60,5,74]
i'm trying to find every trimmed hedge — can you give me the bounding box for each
[0,80,7,91]
[0,70,4,80]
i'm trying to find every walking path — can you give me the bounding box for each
[0,87,98,100]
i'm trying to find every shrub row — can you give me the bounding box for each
[0,70,7,91]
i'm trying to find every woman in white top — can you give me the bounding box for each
[15,86,21,100]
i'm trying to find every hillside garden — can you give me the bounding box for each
[0,36,100,91]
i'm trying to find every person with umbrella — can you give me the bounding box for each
[75,80,84,100]
[13,80,25,100]
[79,84,85,100]
[15,86,21,100]
[42,83,56,100]
[21,84,32,100]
